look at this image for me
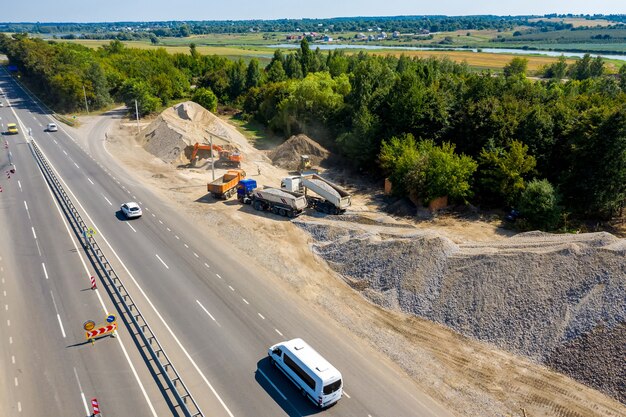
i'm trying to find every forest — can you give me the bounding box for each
[1,33,625,229]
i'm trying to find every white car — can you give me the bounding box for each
[121,202,142,218]
[47,122,58,132]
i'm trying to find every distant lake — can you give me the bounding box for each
[268,43,626,62]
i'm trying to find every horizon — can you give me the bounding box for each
[1,0,625,24]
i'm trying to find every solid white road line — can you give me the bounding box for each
[42,262,48,279]
[155,254,169,269]
[30,144,159,416]
[87,177,94,185]
[34,144,232,417]
[126,223,137,233]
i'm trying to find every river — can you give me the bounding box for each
[268,43,626,62]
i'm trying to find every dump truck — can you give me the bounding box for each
[207,169,246,199]
[237,179,307,217]
[281,174,351,214]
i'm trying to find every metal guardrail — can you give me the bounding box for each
[29,139,204,417]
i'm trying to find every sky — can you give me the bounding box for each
[2,0,625,23]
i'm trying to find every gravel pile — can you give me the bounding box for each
[296,217,626,403]
[270,134,330,170]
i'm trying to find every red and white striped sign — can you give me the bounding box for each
[85,322,117,339]
[91,398,100,415]
[90,276,97,290]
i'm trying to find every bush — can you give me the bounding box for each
[192,87,218,112]
[517,179,561,230]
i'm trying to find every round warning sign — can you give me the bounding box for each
[83,320,96,331]
[106,314,116,323]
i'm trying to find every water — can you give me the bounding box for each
[268,43,626,62]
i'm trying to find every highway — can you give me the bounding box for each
[0,69,455,417]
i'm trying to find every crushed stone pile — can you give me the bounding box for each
[270,134,330,170]
[140,101,246,164]
[295,217,626,403]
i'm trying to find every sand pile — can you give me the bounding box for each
[269,134,330,170]
[140,101,247,164]
[295,216,626,403]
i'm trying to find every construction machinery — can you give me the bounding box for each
[237,179,307,217]
[207,169,246,199]
[190,142,243,167]
[281,174,351,214]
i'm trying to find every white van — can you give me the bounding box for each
[268,338,343,408]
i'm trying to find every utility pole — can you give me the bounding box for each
[209,133,215,181]
[134,99,140,134]
[83,85,89,114]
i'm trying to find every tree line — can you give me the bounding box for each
[1,33,625,229]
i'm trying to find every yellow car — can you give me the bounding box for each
[7,123,18,134]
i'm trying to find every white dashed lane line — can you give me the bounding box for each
[87,178,94,185]
[101,194,112,206]
[275,328,283,337]
[258,313,265,320]
[228,286,235,292]
[155,254,169,269]
[193,252,199,258]
[175,235,180,240]
[17,180,21,191]
[196,300,219,325]
[242,298,249,305]
[42,262,48,280]
[74,162,79,169]
[62,150,68,156]
[31,227,37,239]
[126,223,137,233]
[204,263,210,269]
[184,244,189,248]
[216,274,222,280]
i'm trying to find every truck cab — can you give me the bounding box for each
[237,179,257,204]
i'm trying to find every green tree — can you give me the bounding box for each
[192,87,218,112]
[299,38,313,76]
[478,140,536,206]
[518,179,561,230]
[503,57,528,78]
[284,52,303,79]
[266,59,287,83]
[245,58,262,90]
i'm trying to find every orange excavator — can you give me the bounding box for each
[190,142,243,167]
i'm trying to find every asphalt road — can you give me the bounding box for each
[0,73,168,417]
[0,69,456,417]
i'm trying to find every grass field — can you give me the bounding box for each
[527,17,620,28]
[66,38,579,72]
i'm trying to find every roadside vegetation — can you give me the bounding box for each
[1,32,625,230]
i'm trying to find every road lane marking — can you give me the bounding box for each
[196,300,217,322]
[216,273,222,279]
[31,227,36,239]
[7,319,10,326]
[155,254,169,269]
[87,178,94,185]
[258,313,265,320]
[228,286,235,291]
[175,235,180,240]
[184,243,189,248]
[242,298,249,305]
[166,227,171,232]
[31,145,227,417]
[23,201,28,211]
[11,355,15,364]
[74,368,90,416]
[56,314,66,338]
[204,263,210,268]
[158,220,163,224]
[193,252,199,258]
[126,223,137,232]
[17,180,21,191]
[14,377,18,387]
[42,262,48,279]
[343,390,351,398]
[9,336,12,344]
[63,150,67,156]
[74,162,79,169]
[275,328,283,336]
[17,402,21,412]
[151,213,155,217]
[257,368,287,400]
[53,139,57,144]
[101,194,112,206]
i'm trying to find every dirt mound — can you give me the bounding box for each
[269,134,330,170]
[296,217,626,404]
[140,101,246,164]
